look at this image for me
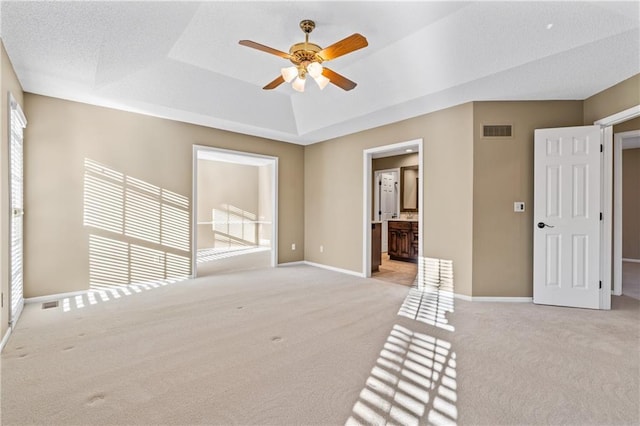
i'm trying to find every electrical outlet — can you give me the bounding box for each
[320,245,324,253]
[291,243,296,251]
[514,202,525,212]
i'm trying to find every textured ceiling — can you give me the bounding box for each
[1,1,639,145]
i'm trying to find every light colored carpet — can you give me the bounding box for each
[1,265,638,425]
[196,246,271,277]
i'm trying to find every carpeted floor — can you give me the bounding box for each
[196,246,272,277]
[1,265,638,425]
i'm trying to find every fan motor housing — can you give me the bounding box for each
[289,42,323,65]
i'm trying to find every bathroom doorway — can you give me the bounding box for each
[192,146,278,277]
[363,139,423,286]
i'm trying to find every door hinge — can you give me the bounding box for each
[600,144,603,153]
[600,212,603,221]
[599,281,602,289]
[379,180,382,186]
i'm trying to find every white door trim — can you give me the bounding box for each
[191,145,279,277]
[362,139,423,277]
[594,104,640,307]
[613,130,640,296]
[601,126,613,310]
[595,105,640,127]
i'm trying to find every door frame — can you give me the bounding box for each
[191,145,279,278]
[362,139,423,277]
[595,105,640,307]
[612,129,640,296]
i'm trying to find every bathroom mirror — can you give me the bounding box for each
[400,166,419,212]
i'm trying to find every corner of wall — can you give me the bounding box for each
[583,74,640,124]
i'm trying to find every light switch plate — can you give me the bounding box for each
[514,202,525,212]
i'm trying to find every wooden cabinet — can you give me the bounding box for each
[388,221,418,263]
[371,222,382,272]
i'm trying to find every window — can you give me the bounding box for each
[9,94,26,326]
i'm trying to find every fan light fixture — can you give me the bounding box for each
[239,20,368,92]
[281,62,329,92]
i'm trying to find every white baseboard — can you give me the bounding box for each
[1,327,12,353]
[454,293,532,303]
[25,290,88,304]
[622,258,640,263]
[471,296,533,303]
[303,261,366,278]
[454,293,473,301]
[278,261,306,267]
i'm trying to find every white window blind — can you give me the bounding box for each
[9,94,27,327]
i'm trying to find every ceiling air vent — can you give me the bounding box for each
[483,124,513,138]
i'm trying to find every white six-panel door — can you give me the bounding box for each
[533,125,603,309]
[374,170,399,253]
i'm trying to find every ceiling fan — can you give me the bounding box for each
[239,20,368,92]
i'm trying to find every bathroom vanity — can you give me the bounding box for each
[388,220,418,263]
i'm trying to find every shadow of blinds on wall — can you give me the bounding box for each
[9,94,27,327]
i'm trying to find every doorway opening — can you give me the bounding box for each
[363,139,423,286]
[613,130,640,300]
[191,146,278,277]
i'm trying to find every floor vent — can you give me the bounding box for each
[42,301,59,309]
[483,124,513,138]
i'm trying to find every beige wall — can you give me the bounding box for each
[613,117,640,134]
[23,94,304,298]
[1,41,24,339]
[196,160,259,249]
[257,164,274,245]
[305,103,474,296]
[622,149,640,260]
[13,67,640,307]
[583,74,640,124]
[472,101,583,297]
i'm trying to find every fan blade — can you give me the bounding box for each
[317,33,368,61]
[263,75,285,90]
[239,40,291,59]
[322,67,357,91]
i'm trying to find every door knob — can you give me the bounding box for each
[537,222,554,229]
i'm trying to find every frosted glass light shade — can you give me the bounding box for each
[314,74,330,90]
[307,62,323,78]
[292,76,306,92]
[281,66,298,83]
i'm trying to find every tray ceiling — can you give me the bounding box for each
[1,1,638,145]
